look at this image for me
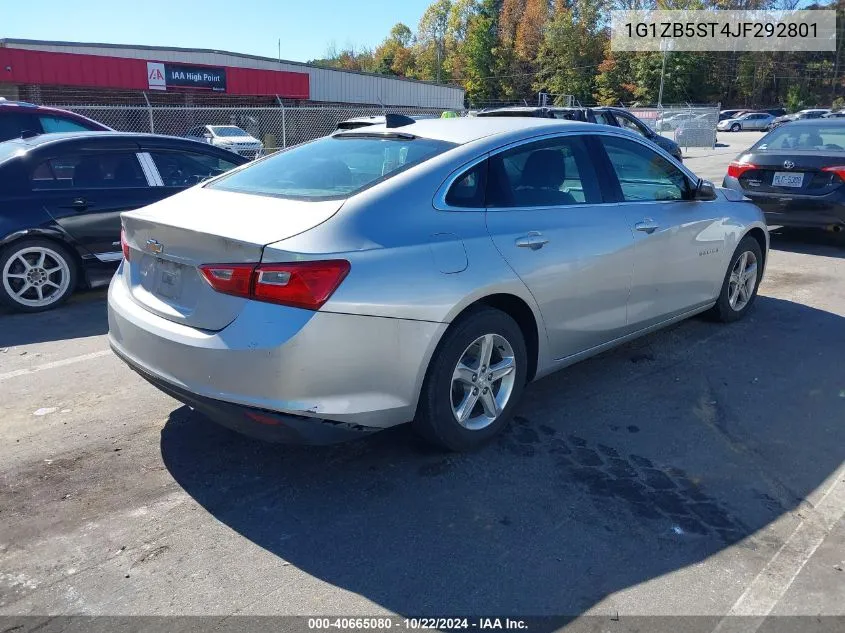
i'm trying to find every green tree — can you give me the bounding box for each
[462,0,500,104]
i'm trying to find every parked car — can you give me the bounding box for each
[768,109,832,131]
[184,125,263,159]
[476,106,683,161]
[0,131,248,311]
[722,119,845,231]
[0,98,110,142]
[719,109,749,121]
[823,111,845,118]
[109,117,768,451]
[655,112,698,131]
[717,112,775,132]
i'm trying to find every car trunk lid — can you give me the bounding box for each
[121,187,344,331]
[736,151,845,196]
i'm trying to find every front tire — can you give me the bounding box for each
[0,239,77,312]
[708,236,763,323]
[414,307,527,451]
[730,123,741,132]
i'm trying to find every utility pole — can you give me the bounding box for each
[657,46,668,107]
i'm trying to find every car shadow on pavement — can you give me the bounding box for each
[0,289,107,347]
[769,228,845,259]
[160,296,845,616]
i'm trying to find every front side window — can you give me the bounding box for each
[31,152,146,190]
[0,113,36,142]
[38,116,92,133]
[601,136,690,202]
[209,134,455,200]
[486,136,600,208]
[150,151,242,187]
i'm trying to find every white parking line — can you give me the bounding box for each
[711,464,845,633]
[0,350,112,382]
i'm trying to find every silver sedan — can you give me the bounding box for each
[108,117,768,450]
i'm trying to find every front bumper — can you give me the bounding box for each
[722,177,845,228]
[108,272,447,437]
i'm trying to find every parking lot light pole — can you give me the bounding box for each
[657,41,669,108]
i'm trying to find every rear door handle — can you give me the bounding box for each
[515,232,549,250]
[634,219,659,234]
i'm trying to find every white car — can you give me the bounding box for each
[185,125,263,160]
[656,113,697,131]
[717,112,775,132]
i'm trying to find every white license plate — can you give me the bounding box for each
[772,172,804,187]
[156,261,182,299]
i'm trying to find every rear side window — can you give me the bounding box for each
[31,153,147,190]
[209,134,455,200]
[486,136,600,208]
[445,161,487,208]
[38,116,93,133]
[149,151,242,187]
[600,136,690,202]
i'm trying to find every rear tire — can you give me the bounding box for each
[708,236,763,323]
[414,307,527,451]
[0,239,77,312]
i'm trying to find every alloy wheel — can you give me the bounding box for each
[2,246,71,309]
[728,250,758,311]
[450,333,516,431]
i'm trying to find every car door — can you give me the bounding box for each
[595,134,727,328]
[33,147,162,260]
[484,134,636,360]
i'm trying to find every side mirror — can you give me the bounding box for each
[694,179,717,201]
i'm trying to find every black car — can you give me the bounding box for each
[475,106,684,162]
[0,132,248,312]
[722,119,845,231]
[0,99,111,142]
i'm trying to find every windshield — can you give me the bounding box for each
[209,134,456,200]
[210,126,251,137]
[755,124,845,151]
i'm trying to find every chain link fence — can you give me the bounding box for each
[46,104,460,152]
[626,104,721,149]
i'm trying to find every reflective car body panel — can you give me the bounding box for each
[108,118,768,441]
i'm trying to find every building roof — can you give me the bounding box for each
[0,38,464,91]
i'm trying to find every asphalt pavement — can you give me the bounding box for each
[1,132,844,630]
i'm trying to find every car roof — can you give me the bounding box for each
[776,118,845,127]
[334,117,599,144]
[0,130,240,154]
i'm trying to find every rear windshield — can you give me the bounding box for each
[209,134,455,200]
[756,124,845,152]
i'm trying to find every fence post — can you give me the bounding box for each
[143,92,155,134]
[276,96,287,149]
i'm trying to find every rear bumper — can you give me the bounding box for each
[721,178,845,228]
[108,270,447,435]
[112,343,377,444]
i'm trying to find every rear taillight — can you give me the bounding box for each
[120,229,130,261]
[727,161,757,179]
[198,260,350,311]
[821,166,845,181]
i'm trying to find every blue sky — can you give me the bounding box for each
[3,0,433,62]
